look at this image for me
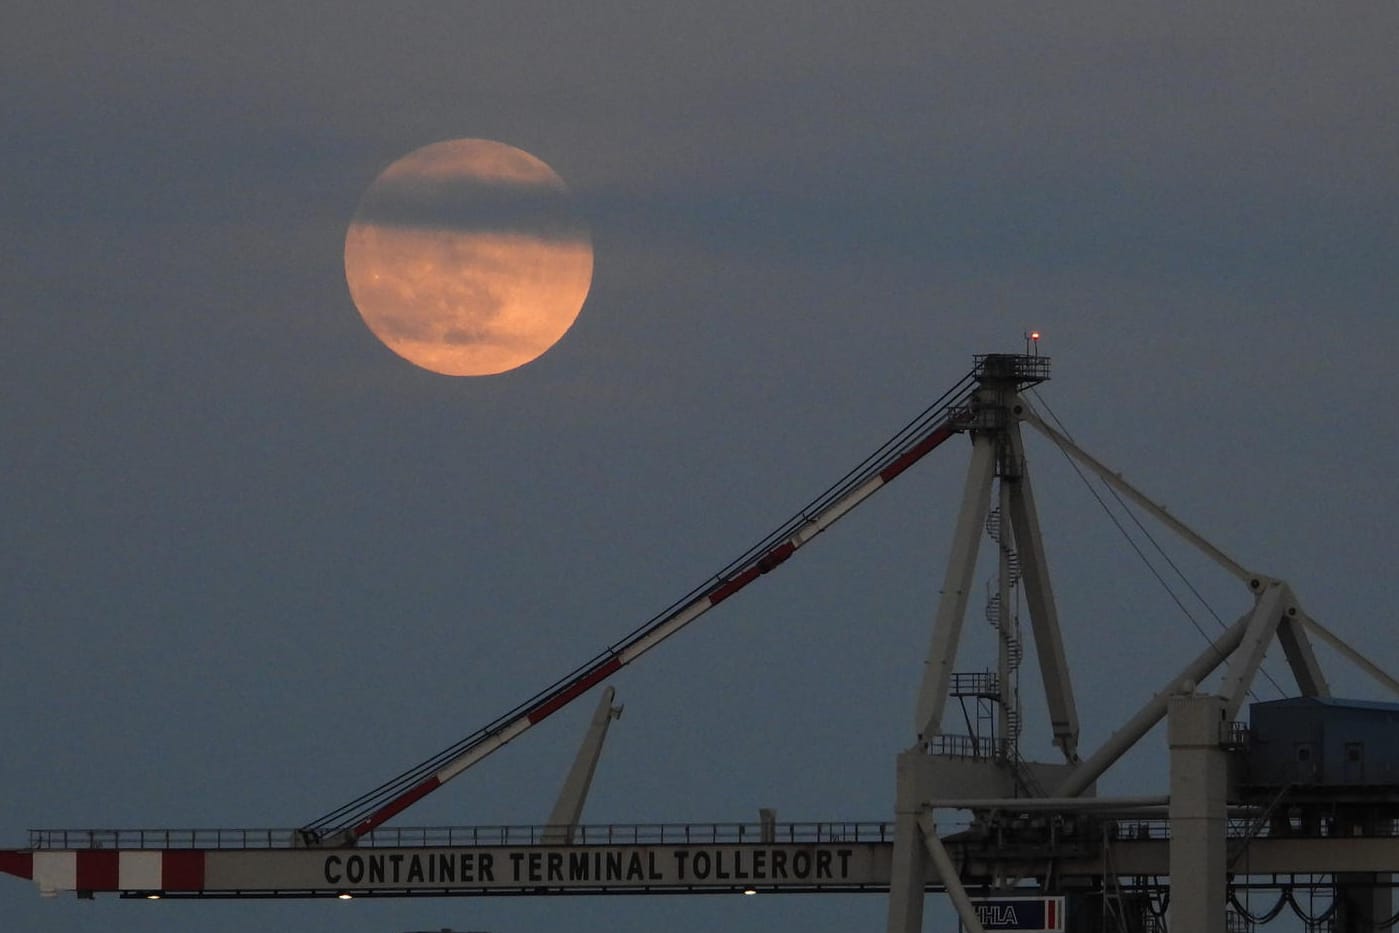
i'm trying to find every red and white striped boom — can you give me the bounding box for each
[304,371,981,843]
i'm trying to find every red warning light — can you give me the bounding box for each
[1030,331,1041,341]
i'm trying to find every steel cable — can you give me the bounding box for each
[1025,389,1287,701]
[305,369,979,834]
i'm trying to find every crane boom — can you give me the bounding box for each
[305,372,978,843]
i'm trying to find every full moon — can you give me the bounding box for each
[344,139,593,376]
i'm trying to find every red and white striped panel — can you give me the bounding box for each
[29,850,204,895]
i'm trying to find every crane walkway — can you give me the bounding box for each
[9,822,897,899]
[26,821,891,851]
[8,816,1399,900]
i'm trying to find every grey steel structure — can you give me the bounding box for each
[4,351,1399,932]
[887,353,1399,933]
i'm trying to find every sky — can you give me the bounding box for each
[3,3,1398,931]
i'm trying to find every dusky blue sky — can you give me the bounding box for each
[3,3,1397,931]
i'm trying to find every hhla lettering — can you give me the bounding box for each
[976,903,1020,926]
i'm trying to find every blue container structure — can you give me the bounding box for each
[1246,697,1399,788]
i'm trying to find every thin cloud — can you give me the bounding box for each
[352,172,590,243]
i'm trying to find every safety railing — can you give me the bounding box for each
[1221,721,1251,748]
[29,821,892,851]
[972,352,1052,387]
[926,733,1009,760]
[1110,815,1399,843]
[28,827,299,850]
[948,671,1000,698]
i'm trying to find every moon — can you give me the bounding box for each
[344,139,593,376]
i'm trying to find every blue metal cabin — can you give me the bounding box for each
[1245,697,1399,788]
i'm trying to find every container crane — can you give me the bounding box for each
[5,351,1399,933]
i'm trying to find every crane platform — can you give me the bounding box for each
[6,816,1399,900]
[6,822,892,899]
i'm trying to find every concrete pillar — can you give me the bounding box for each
[887,749,929,933]
[1167,692,1228,933]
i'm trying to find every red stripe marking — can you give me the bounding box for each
[755,540,796,573]
[352,775,442,839]
[708,566,760,605]
[162,850,206,891]
[0,850,32,880]
[527,657,623,724]
[708,540,797,605]
[76,850,119,891]
[878,422,956,483]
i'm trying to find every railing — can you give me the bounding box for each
[948,671,1000,698]
[926,733,1009,760]
[28,827,299,850]
[1109,816,1399,843]
[36,813,1395,851]
[28,821,893,851]
[1111,817,1271,842]
[1221,721,1250,748]
[972,352,1052,387]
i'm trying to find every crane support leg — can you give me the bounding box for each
[541,686,623,845]
[1298,613,1399,699]
[1168,692,1228,933]
[1218,581,1289,721]
[918,811,988,933]
[1054,608,1251,798]
[886,750,930,933]
[887,753,992,933]
[914,433,997,740]
[1275,614,1329,697]
[1004,420,1079,762]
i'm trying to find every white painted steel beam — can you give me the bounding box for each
[1054,609,1251,798]
[1298,613,1399,698]
[541,686,623,845]
[917,811,987,933]
[1016,403,1256,586]
[1275,614,1330,697]
[914,433,998,740]
[1218,582,1289,721]
[886,750,931,933]
[1005,421,1079,761]
[20,833,1399,899]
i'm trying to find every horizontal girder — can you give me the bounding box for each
[10,820,1399,899]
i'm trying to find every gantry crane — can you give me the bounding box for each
[5,350,1399,933]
